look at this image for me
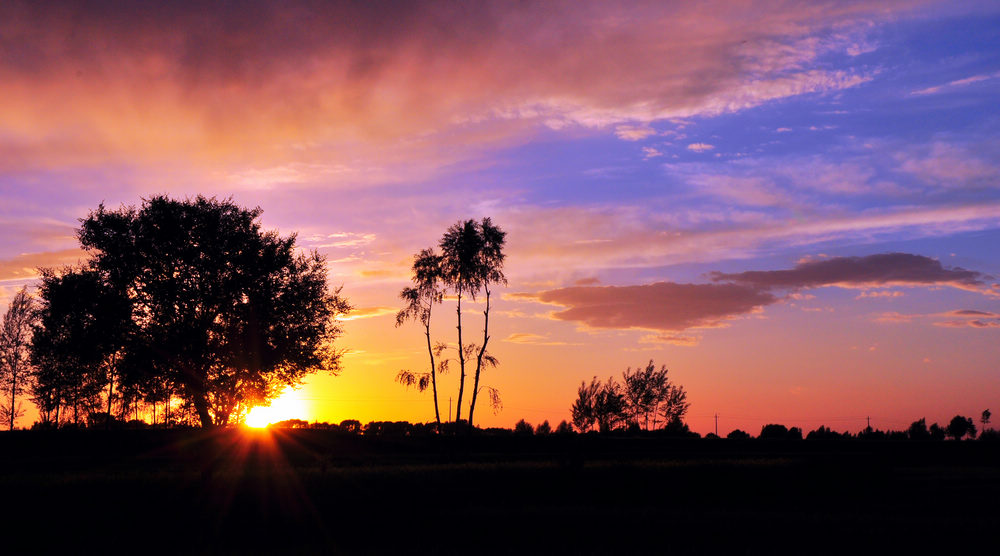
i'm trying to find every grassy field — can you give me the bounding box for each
[3,429,999,554]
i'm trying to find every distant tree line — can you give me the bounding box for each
[721,413,992,441]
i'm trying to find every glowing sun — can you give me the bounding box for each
[245,387,309,428]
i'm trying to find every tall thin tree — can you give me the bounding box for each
[466,218,506,428]
[1,288,37,430]
[438,220,484,424]
[395,249,444,425]
[438,218,506,428]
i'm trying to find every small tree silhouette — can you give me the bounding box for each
[907,418,930,440]
[1,288,36,430]
[555,420,574,434]
[946,415,976,441]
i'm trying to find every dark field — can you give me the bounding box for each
[3,430,999,554]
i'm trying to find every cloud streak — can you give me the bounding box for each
[711,253,990,292]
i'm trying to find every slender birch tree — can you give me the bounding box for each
[395,249,445,425]
[1,288,37,430]
[438,218,506,428]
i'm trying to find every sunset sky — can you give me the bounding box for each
[2,1,999,434]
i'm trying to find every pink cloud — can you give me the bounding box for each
[687,143,716,152]
[516,281,776,332]
[934,319,1000,329]
[615,125,657,141]
[896,142,999,189]
[638,333,702,347]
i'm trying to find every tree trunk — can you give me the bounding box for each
[425,323,440,426]
[193,391,214,428]
[467,288,491,429]
[454,292,466,423]
[8,366,15,431]
[106,366,114,430]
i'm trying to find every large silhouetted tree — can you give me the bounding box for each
[1,288,37,430]
[436,217,506,428]
[50,195,350,428]
[395,249,445,425]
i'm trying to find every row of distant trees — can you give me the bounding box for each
[260,414,998,441]
[723,413,992,441]
[0,196,350,430]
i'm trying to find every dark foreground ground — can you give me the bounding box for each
[2,430,998,555]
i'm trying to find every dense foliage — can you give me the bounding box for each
[30,196,349,428]
[572,360,689,433]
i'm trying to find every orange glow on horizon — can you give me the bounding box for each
[245,387,311,428]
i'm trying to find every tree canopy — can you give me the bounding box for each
[32,195,350,428]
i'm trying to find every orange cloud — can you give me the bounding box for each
[503,333,578,346]
[340,306,397,322]
[0,248,86,282]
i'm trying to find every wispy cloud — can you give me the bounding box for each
[0,249,86,282]
[340,306,397,321]
[910,72,999,96]
[687,143,715,153]
[503,333,579,346]
[615,124,657,141]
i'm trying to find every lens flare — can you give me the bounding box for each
[245,387,309,428]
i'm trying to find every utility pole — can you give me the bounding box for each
[867,416,871,430]
[714,413,719,436]
[449,397,453,422]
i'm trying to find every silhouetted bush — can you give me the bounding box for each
[339,419,362,434]
[535,420,551,435]
[271,419,309,429]
[759,424,789,440]
[555,420,574,435]
[806,426,851,440]
[947,415,976,440]
[514,419,534,436]
[727,429,751,440]
[979,428,1000,441]
[908,418,930,440]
